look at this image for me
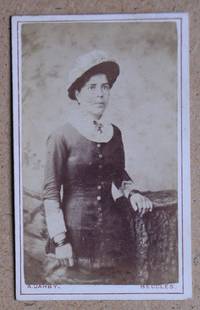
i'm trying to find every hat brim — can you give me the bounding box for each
[68,61,120,100]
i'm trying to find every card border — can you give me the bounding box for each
[11,12,191,301]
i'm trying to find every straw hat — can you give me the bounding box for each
[67,50,120,100]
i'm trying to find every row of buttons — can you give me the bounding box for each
[96,143,103,203]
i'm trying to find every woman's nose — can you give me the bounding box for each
[96,87,103,97]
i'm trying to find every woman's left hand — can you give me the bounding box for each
[130,193,153,216]
[55,243,74,267]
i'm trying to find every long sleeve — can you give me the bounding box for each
[43,132,67,201]
[43,131,68,238]
[113,127,136,198]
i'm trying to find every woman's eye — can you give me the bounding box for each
[103,84,110,90]
[88,85,96,90]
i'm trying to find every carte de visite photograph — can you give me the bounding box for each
[12,13,191,300]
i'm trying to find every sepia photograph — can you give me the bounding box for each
[12,13,191,300]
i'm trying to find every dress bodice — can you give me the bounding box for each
[43,123,130,201]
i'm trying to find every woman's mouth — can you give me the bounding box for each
[95,102,104,105]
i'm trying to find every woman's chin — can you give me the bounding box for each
[90,108,105,118]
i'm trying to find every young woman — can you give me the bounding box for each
[43,50,153,282]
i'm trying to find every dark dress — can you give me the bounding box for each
[43,123,135,272]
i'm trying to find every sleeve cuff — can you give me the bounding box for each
[44,199,67,238]
[119,180,136,198]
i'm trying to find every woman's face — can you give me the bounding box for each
[75,73,110,119]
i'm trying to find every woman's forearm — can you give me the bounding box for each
[44,199,67,238]
[113,168,136,199]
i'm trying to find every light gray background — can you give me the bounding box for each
[22,21,177,193]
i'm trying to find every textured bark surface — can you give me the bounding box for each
[23,189,178,284]
[133,191,178,284]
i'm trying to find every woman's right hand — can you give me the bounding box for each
[55,243,74,267]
